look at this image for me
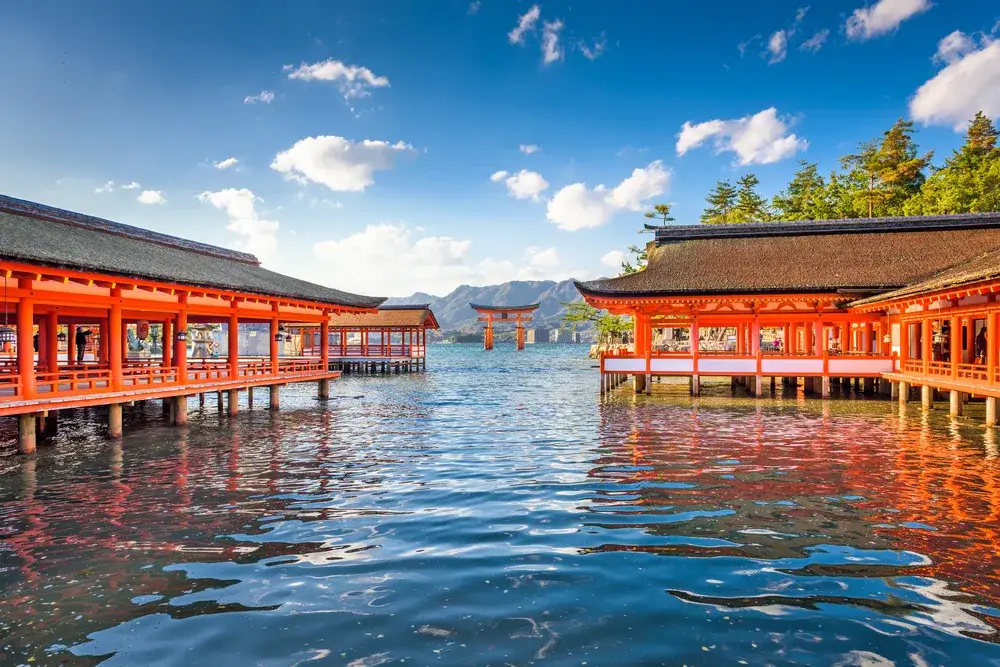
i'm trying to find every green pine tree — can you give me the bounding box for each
[772,161,829,221]
[842,118,933,217]
[730,173,770,223]
[701,179,738,224]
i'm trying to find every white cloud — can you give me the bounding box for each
[136,190,166,205]
[244,90,275,104]
[676,107,808,165]
[546,161,670,231]
[601,250,627,269]
[579,33,607,60]
[121,181,141,190]
[490,169,549,201]
[311,224,582,296]
[767,30,788,64]
[94,180,115,194]
[800,29,830,53]
[271,136,415,192]
[911,38,1000,130]
[468,1,481,14]
[845,0,932,41]
[519,144,541,155]
[541,19,564,64]
[509,4,541,44]
[738,34,761,57]
[795,6,810,23]
[198,188,279,261]
[213,157,239,170]
[284,59,390,99]
[933,30,977,66]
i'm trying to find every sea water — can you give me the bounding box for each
[0,344,999,665]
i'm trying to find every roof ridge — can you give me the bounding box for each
[654,213,1000,244]
[0,194,259,265]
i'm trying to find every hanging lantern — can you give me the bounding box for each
[57,330,67,342]
[932,331,947,345]
[176,331,188,342]
[0,327,15,344]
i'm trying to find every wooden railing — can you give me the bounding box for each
[956,363,988,382]
[926,361,951,377]
[123,365,178,386]
[35,368,112,394]
[331,344,424,358]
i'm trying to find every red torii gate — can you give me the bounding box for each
[471,303,540,351]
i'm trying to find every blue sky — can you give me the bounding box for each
[2,0,998,298]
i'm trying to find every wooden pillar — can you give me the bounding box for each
[862,322,873,355]
[516,320,525,351]
[751,315,762,396]
[248,386,254,408]
[109,289,123,391]
[320,317,330,369]
[67,324,77,366]
[228,308,239,380]
[921,319,931,372]
[950,315,961,379]
[989,312,998,386]
[788,324,797,355]
[839,324,848,355]
[173,396,188,425]
[319,378,330,399]
[228,389,239,416]
[108,403,123,439]
[949,390,963,417]
[900,320,909,370]
[17,295,36,399]
[967,317,977,363]
[270,314,280,375]
[162,320,172,368]
[18,414,37,454]
[99,318,109,363]
[269,384,280,410]
[898,380,909,404]
[987,396,997,427]
[921,384,933,410]
[783,324,790,355]
[691,318,700,396]
[175,294,188,383]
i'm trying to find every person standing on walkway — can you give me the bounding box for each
[76,327,90,363]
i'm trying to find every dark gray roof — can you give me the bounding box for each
[0,195,385,309]
[851,249,1000,307]
[469,302,540,310]
[650,212,1000,244]
[578,217,1000,298]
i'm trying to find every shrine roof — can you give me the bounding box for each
[578,215,1000,299]
[0,195,385,309]
[469,302,540,311]
[328,305,440,329]
[851,250,1000,307]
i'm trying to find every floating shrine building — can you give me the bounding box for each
[0,195,385,453]
[296,304,439,373]
[576,214,1000,423]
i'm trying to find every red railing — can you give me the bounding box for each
[332,345,424,358]
[956,363,988,382]
[123,366,178,386]
[926,361,951,377]
[34,368,112,394]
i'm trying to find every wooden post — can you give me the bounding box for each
[270,313,280,375]
[966,317,977,363]
[173,396,188,425]
[228,308,239,380]
[921,318,931,374]
[109,288,124,391]
[898,380,909,404]
[319,378,330,399]
[18,414,37,454]
[921,384,933,410]
[108,403,123,439]
[862,322,872,355]
[175,294,188,383]
[900,320,909,372]
[950,315,961,379]
[248,386,254,408]
[987,396,997,427]
[321,316,330,370]
[949,390,962,417]
[17,295,36,399]
[162,320,172,369]
[691,318,700,396]
[67,324,77,366]
[228,389,239,416]
[269,384,280,410]
[752,315,763,396]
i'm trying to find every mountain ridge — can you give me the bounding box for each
[384,279,590,332]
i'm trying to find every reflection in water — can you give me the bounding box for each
[0,347,998,666]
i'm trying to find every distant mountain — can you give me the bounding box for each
[384,279,590,332]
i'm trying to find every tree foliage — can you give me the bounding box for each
[562,301,631,349]
[695,112,998,224]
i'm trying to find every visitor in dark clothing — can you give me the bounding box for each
[976,327,987,362]
[76,328,90,363]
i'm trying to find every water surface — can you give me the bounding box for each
[1,344,999,666]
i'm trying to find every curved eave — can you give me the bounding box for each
[469,302,540,312]
[574,280,887,300]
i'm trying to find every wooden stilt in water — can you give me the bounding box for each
[18,414,37,454]
[248,386,254,409]
[319,378,330,399]
[949,390,963,417]
[921,385,933,410]
[987,396,997,427]
[269,385,280,411]
[898,381,909,404]
[173,396,188,425]
[108,403,123,439]
[228,389,239,416]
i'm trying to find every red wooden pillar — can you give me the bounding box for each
[228,307,239,380]
[162,320,172,368]
[950,315,961,378]
[67,324,77,366]
[175,294,188,383]
[109,288,123,391]
[46,311,59,372]
[691,318,700,375]
[966,317,977,363]
[839,323,848,354]
[921,318,931,372]
[782,324,790,355]
[17,294,36,399]
[989,312,998,385]
[320,316,330,368]
[99,318,109,363]
[270,314,280,375]
[899,320,910,369]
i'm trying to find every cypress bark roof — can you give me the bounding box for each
[0,195,385,309]
[851,250,1000,306]
[577,215,1000,298]
[328,306,440,329]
